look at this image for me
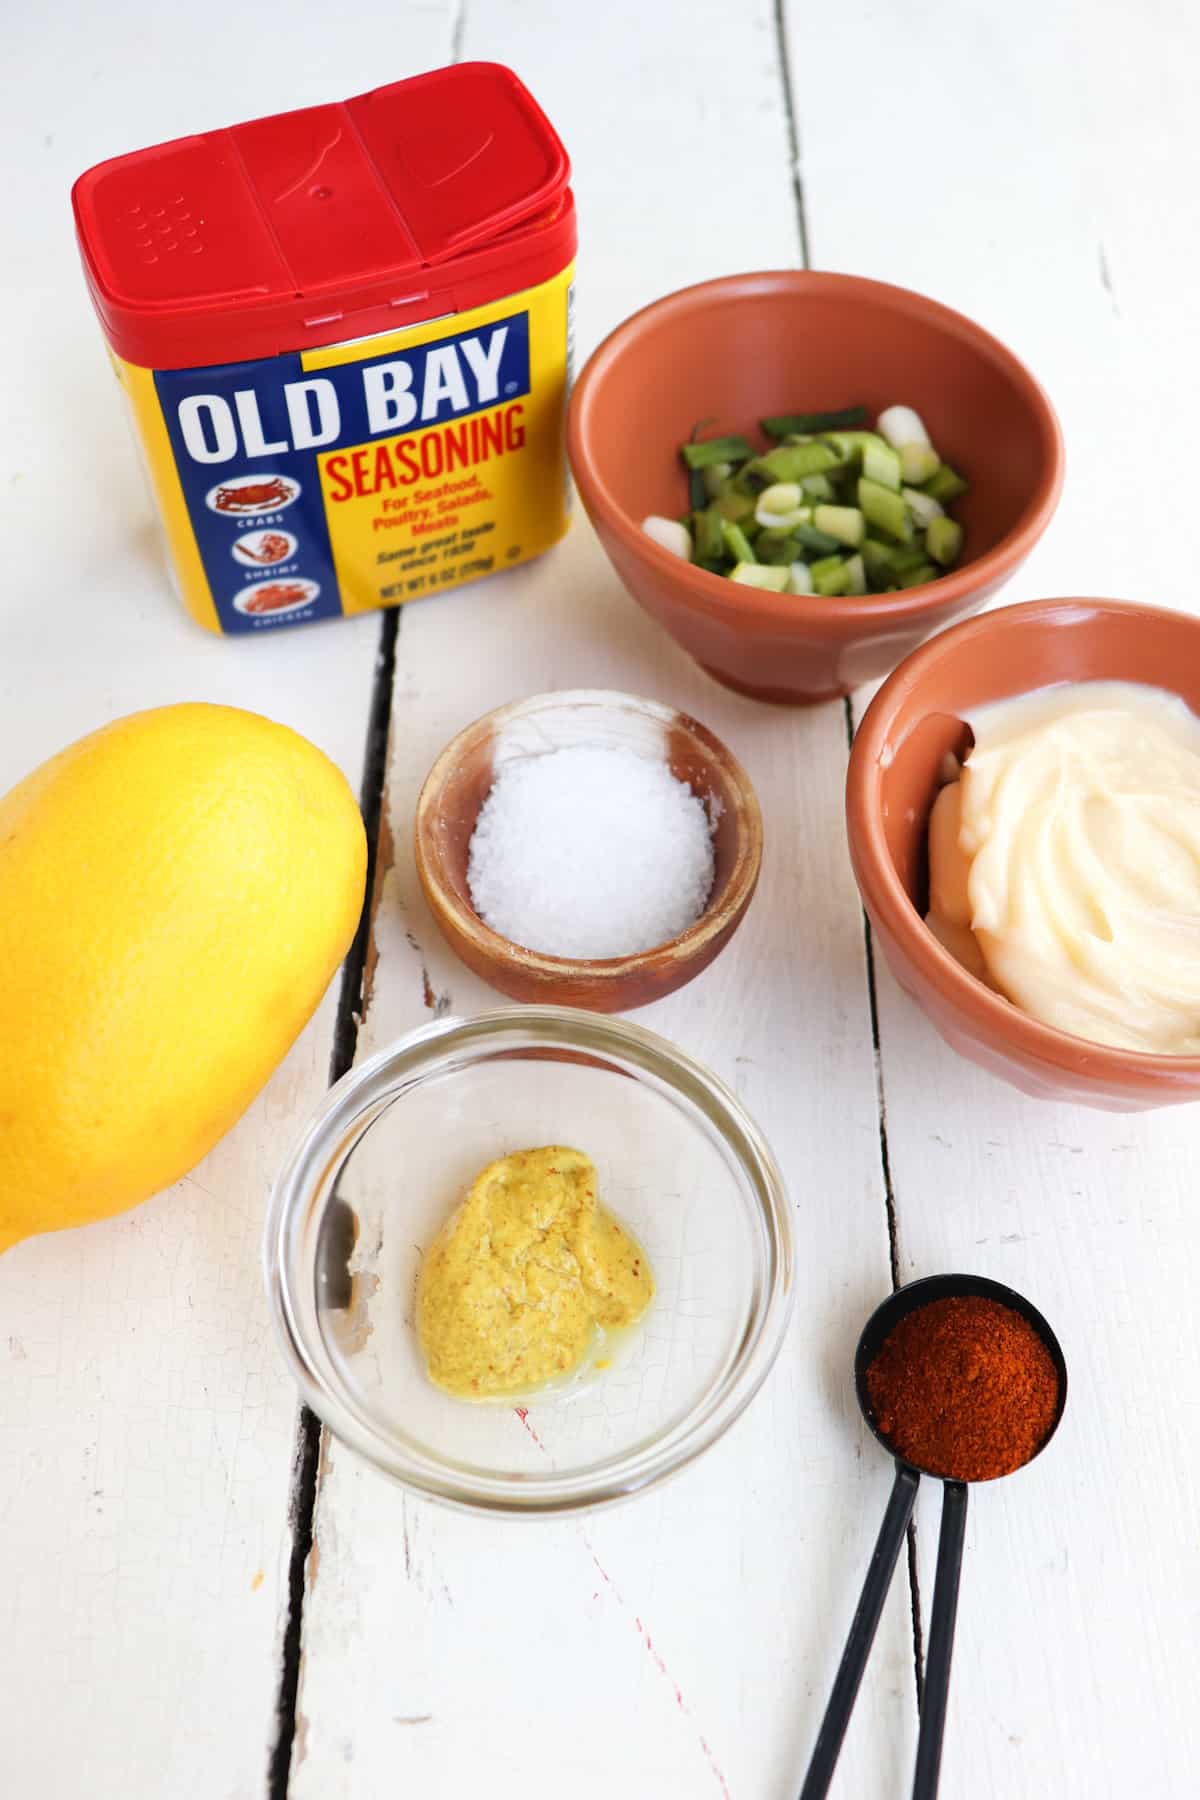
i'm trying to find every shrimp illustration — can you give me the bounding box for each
[237,531,292,564]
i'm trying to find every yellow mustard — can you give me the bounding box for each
[417,1146,654,1399]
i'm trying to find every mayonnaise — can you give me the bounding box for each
[926,680,1200,1054]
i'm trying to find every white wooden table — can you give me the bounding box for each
[4,3,1199,1794]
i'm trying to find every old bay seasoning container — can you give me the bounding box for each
[72,64,576,634]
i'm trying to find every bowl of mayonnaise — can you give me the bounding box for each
[846,596,1200,1109]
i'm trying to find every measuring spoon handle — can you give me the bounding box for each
[799,1460,920,1800]
[912,1479,969,1800]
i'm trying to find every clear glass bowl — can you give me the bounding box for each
[264,1007,793,1513]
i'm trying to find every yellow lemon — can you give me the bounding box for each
[0,703,367,1253]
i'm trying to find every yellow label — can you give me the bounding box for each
[114,352,224,635]
[113,261,574,636]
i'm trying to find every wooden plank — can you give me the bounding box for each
[0,9,455,1797]
[787,2,1200,1793]
[291,3,912,1795]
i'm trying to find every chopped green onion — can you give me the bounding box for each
[889,544,933,573]
[692,507,726,562]
[858,477,914,545]
[721,519,757,564]
[825,429,888,463]
[730,562,790,591]
[813,504,866,548]
[745,441,842,485]
[754,482,809,530]
[926,515,964,566]
[681,435,755,469]
[756,480,803,515]
[794,521,843,556]
[642,516,693,558]
[701,461,734,498]
[861,538,899,584]
[671,402,966,593]
[899,443,940,485]
[684,420,714,507]
[923,463,970,504]
[760,404,868,438]
[755,526,804,564]
[800,473,836,501]
[715,489,756,523]
[811,554,852,597]
[877,405,931,451]
[902,486,944,530]
[862,441,902,492]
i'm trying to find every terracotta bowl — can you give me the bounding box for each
[845,597,1200,1109]
[414,689,763,1011]
[567,270,1064,704]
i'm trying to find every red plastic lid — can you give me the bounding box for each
[72,63,574,370]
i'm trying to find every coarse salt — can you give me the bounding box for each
[467,745,716,959]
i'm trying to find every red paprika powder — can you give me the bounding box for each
[864,1294,1060,1483]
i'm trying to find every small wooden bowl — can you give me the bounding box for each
[568,270,1064,703]
[414,690,763,1011]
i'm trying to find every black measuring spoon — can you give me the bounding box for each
[799,1273,1067,1800]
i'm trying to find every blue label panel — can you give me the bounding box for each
[154,312,530,635]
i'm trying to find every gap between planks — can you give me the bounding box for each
[780,0,928,1713]
[268,603,401,1799]
[269,13,467,1783]
[842,691,926,1709]
[780,0,928,1699]
[779,0,926,1717]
